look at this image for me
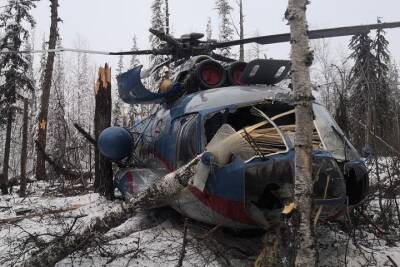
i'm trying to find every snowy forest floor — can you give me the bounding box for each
[1,181,400,266]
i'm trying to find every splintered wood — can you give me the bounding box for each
[95,64,112,95]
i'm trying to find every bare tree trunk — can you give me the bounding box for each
[286,0,316,266]
[1,110,13,194]
[35,0,59,180]
[94,64,113,199]
[19,99,29,197]
[239,0,244,61]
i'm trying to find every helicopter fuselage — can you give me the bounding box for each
[125,85,368,228]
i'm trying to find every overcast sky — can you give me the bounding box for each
[29,0,400,71]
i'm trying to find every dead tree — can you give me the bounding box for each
[94,64,113,199]
[286,0,316,266]
[19,99,29,197]
[36,0,59,180]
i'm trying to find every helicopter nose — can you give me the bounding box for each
[98,127,134,161]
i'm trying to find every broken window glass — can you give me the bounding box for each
[313,103,359,161]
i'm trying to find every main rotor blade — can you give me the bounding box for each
[149,28,182,48]
[212,21,400,48]
[0,47,168,56]
[210,52,236,62]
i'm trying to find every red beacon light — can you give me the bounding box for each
[226,61,248,86]
[195,59,226,89]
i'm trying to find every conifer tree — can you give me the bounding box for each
[129,35,140,69]
[0,0,37,194]
[113,55,124,126]
[215,0,234,57]
[373,22,392,141]
[348,27,393,152]
[348,33,375,151]
[164,0,170,35]
[206,17,213,40]
[149,0,165,85]
[128,36,141,124]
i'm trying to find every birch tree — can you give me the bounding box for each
[286,0,316,265]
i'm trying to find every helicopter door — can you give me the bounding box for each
[174,114,200,168]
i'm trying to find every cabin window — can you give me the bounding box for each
[176,114,199,167]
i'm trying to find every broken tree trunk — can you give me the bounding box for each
[35,0,59,180]
[94,64,113,199]
[19,99,29,197]
[24,155,201,266]
[286,0,316,266]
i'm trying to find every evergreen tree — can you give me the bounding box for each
[215,0,234,57]
[348,33,376,151]
[149,0,165,85]
[149,0,164,49]
[373,23,392,141]
[129,35,140,68]
[113,55,124,126]
[0,0,37,194]
[206,17,213,40]
[348,26,394,152]
[164,0,170,35]
[38,35,47,89]
[128,36,141,124]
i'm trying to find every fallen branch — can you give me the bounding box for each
[73,123,97,146]
[387,255,398,267]
[35,140,80,179]
[176,218,189,267]
[0,204,83,225]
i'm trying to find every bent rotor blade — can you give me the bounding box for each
[149,28,182,48]
[210,52,236,62]
[0,47,168,56]
[212,21,400,48]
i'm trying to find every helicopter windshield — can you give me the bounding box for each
[313,103,360,161]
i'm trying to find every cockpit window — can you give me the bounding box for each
[176,114,199,167]
[313,103,359,161]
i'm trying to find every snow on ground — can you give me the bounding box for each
[1,181,400,266]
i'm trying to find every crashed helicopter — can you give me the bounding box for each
[95,22,400,228]
[5,21,400,228]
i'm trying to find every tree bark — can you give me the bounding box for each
[35,0,59,180]
[19,99,29,197]
[239,0,244,61]
[286,0,316,266]
[1,110,13,194]
[94,64,113,199]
